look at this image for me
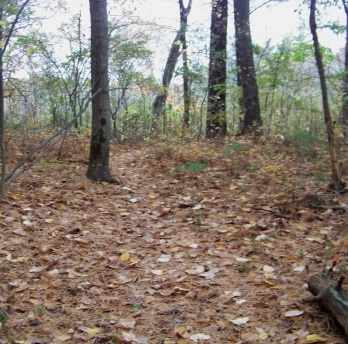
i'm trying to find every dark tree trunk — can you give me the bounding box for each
[310,0,344,191]
[87,0,113,182]
[206,0,228,139]
[0,15,5,195]
[152,0,193,133]
[341,0,348,139]
[234,0,262,134]
[180,0,191,131]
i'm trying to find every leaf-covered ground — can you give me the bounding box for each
[0,136,347,343]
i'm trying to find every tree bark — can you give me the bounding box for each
[341,0,348,139]
[309,0,343,191]
[0,0,30,195]
[180,0,191,131]
[206,0,228,139]
[234,0,262,135]
[306,273,348,335]
[152,0,193,133]
[87,0,114,182]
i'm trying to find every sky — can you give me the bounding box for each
[39,0,346,79]
[132,0,346,51]
[45,0,346,53]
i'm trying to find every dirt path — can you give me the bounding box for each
[0,142,347,343]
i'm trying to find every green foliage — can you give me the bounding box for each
[175,161,207,173]
[34,306,46,317]
[286,130,325,160]
[1,266,10,273]
[0,308,8,324]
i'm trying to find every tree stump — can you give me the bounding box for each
[305,273,348,335]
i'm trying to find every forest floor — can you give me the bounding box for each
[0,134,348,344]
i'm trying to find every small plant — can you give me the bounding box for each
[175,161,207,173]
[237,261,251,272]
[248,164,258,173]
[287,130,324,160]
[313,171,329,182]
[298,247,305,258]
[0,308,8,324]
[35,306,46,317]
[1,266,10,273]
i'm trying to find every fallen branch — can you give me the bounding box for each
[302,273,348,335]
[3,89,100,190]
[309,202,347,214]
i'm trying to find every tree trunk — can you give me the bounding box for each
[0,16,5,196]
[180,0,191,131]
[309,0,344,191]
[152,0,193,134]
[87,0,114,182]
[206,0,228,139]
[341,0,348,139]
[0,0,30,195]
[234,0,262,135]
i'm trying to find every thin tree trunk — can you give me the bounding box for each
[180,0,191,131]
[152,0,193,133]
[0,48,5,196]
[206,0,228,139]
[87,0,114,182]
[310,0,344,191]
[0,0,30,195]
[341,0,348,139]
[234,0,262,135]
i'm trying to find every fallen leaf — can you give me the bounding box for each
[174,325,189,338]
[150,269,164,275]
[121,331,137,342]
[227,316,249,325]
[306,334,327,343]
[85,327,101,335]
[158,255,171,262]
[259,332,268,340]
[285,309,304,317]
[13,228,27,236]
[235,257,250,262]
[120,252,130,261]
[263,265,275,273]
[189,333,211,342]
[185,265,205,275]
[199,267,220,279]
[118,317,136,329]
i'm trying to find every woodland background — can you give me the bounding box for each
[0,0,348,343]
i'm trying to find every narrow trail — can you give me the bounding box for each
[0,142,346,343]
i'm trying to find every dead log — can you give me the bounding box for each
[303,273,348,335]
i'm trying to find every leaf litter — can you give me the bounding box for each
[0,137,347,343]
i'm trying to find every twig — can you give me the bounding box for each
[252,207,290,219]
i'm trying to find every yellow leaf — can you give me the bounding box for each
[120,252,130,261]
[86,327,101,335]
[262,279,277,287]
[259,332,268,340]
[306,334,327,343]
[229,184,237,191]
